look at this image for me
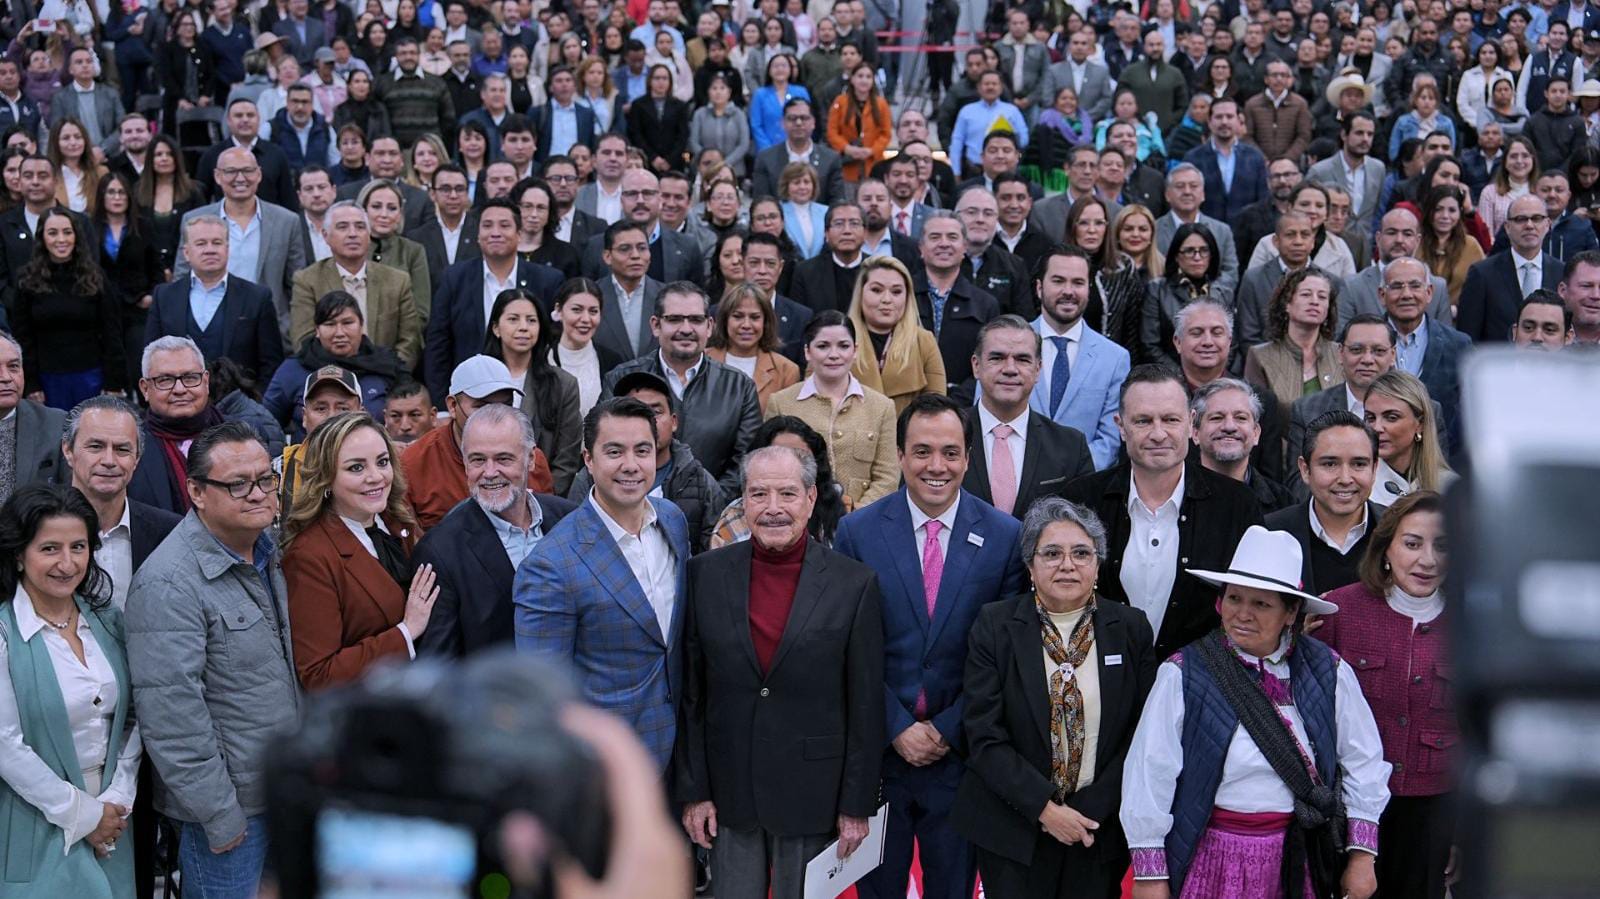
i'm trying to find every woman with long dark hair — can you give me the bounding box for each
[93,173,160,392]
[1417,184,1483,304]
[483,288,584,495]
[548,278,620,414]
[136,134,204,274]
[512,178,579,279]
[749,52,810,151]
[263,291,405,438]
[1140,222,1231,366]
[49,118,103,216]
[627,64,691,173]
[14,209,123,409]
[709,414,848,547]
[1066,195,1147,354]
[826,61,891,182]
[332,70,392,141]
[0,483,139,897]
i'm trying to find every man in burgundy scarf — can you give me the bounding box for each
[674,446,884,899]
[128,337,230,514]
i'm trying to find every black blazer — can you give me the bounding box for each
[963,409,1096,520]
[194,139,299,212]
[129,499,182,572]
[1264,500,1382,597]
[1455,249,1565,343]
[1060,461,1264,659]
[0,207,90,310]
[672,539,885,835]
[914,273,1000,392]
[98,219,164,306]
[568,208,605,249]
[424,257,566,402]
[411,493,578,658]
[407,211,482,294]
[335,178,438,234]
[146,276,285,381]
[952,594,1157,865]
[626,96,691,170]
[787,254,858,315]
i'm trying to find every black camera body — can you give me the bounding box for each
[265,651,611,898]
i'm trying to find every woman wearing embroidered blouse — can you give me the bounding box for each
[1317,492,1454,899]
[280,412,439,690]
[953,498,1156,899]
[0,484,140,896]
[1122,525,1390,899]
[1243,266,1343,407]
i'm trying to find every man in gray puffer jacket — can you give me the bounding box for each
[125,421,299,896]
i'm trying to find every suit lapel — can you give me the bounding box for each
[13,402,38,480]
[319,515,398,625]
[576,504,668,647]
[928,498,982,647]
[1015,413,1046,511]
[725,542,761,676]
[882,495,931,636]
[1009,598,1052,747]
[462,502,515,589]
[766,541,828,676]
[596,281,630,355]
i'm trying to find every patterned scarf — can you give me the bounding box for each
[1037,594,1097,802]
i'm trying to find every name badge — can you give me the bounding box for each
[1105,654,1124,666]
[967,532,984,547]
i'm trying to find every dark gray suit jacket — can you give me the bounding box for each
[1035,59,1114,121]
[594,275,663,362]
[13,400,65,491]
[1285,383,1447,501]
[961,408,1096,519]
[580,225,701,284]
[750,142,847,205]
[1338,263,1452,333]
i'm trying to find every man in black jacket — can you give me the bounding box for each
[412,404,576,658]
[953,187,1031,320]
[1524,77,1588,172]
[674,445,883,899]
[1264,409,1381,596]
[918,209,1001,397]
[193,98,298,211]
[788,203,867,315]
[1061,364,1263,659]
[1383,18,1456,114]
[1190,378,1295,514]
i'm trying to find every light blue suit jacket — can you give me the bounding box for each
[782,201,828,258]
[1028,318,1131,470]
[513,496,691,769]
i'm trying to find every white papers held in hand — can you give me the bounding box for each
[803,804,888,899]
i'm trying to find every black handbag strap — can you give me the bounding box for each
[1195,629,1323,802]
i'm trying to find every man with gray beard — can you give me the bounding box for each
[1190,378,1295,513]
[412,404,577,657]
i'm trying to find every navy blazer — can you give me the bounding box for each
[1455,249,1566,343]
[1414,315,1472,460]
[130,499,182,572]
[1183,140,1270,223]
[412,493,578,658]
[535,101,599,163]
[145,276,285,382]
[424,257,565,401]
[833,489,1025,760]
[1551,1,1600,35]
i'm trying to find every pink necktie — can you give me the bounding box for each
[914,520,944,719]
[896,210,909,235]
[990,424,1017,516]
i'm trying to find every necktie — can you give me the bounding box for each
[896,210,909,235]
[1048,336,1072,415]
[1521,260,1539,297]
[913,519,945,719]
[930,287,950,336]
[990,424,1018,516]
[366,525,411,590]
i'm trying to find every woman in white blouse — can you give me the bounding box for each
[1122,525,1390,899]
[549,278,624,415]
[0,484,140,896]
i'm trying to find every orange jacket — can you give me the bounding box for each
[827,93,893,181]
[401,422,552,530]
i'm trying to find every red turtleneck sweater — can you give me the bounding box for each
[749,533,807,674]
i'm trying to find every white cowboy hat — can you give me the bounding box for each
[1187,526,1339,615]
[1576,79,1600,100]
[1325,70,1375,106]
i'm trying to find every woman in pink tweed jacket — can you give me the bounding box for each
[1319,490,1455,899]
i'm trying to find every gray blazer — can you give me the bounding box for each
[595,275,663,362]
[1035,59,1115,122]
[1155,211,1241,296]
[574,182,608,218]
[1338,263,1453,332]
[14,399,65,489]
[174,199,308,343]
[124,511,300,849]
[1235,261,1287,350]
[48,83,124,154]
[688,105,752,175]
[581,225,702,285]
[751,142,847,205]
[996,42,1050,113]
[1306,154,1388,227]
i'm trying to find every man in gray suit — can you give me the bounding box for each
[48,46,124,154]
[1236,211,1315,347]
[1028,144,1100,243]
[574,134,628,224]
[581,168,702,284]
[1035,27,1114,121]
[594,221,663,363]
[750,97,846,204]
[175,146,307,345]
[272,0,328,67]
[1305,112,1387,229]
[1155,163,1241,295]
[995,10,1049,124]
[0,333,65,504]
[1339,207,1453,331]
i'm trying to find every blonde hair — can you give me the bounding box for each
[847,255,920,375]
[403,133,449,189]
[1113,203,1164,275]
[1364,369,1451,491]
[280,412,417,549]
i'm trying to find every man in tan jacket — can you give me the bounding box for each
[1242,58,1314,163]
[289,200,423,364]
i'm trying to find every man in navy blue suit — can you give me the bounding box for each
[1182,97,1269,223]
[835,394,1025,899]
[424,196,564,400]
[536,65,598,162]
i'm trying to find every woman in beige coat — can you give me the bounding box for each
[1243,266,1343,407]
[846,255,946,413]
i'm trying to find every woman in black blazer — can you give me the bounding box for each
[953,497,1158,899]
[627,63,691,174]
[94,173,162,391]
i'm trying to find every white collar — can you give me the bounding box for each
[796,375,865,400]
[977,401,1029,439]
[832,252,862,268]
[10,584,80,641]
[906,492,960,536]
[101,499,132,539]
[1308,500,1369,549]
[589,489,658,539]
[1041,316,1085,341]
[1128,467,1185,516]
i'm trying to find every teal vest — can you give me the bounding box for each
[0,597,135,899]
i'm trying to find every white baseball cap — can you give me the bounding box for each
[448,355,524,403]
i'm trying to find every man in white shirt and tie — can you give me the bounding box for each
[1458,193,1563,341]
[1036,27,1114,121]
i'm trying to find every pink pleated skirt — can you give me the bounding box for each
[1178,809,1315,899]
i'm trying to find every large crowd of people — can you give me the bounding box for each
[0,0,1583,894]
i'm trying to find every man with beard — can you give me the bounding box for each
[856,177,925,272]
[1172,299,1287,483]
[580,168,703,284]
[413,404,577,657]
[1266,410,1382,595]
[107,112,153,180]
[297,165,337,262]
[883,153,938,240]
[544,154,603,245]
[383,382,438,447]
[1384,17,1454,113]
[789,203,868,315]
[1307,112,1386,229]
[603,282,761,492]
[1190,377,1294,513]
[1231,157,1302,272]
[1028,245,1131,470]
[1183,97,1267,224]
[1339,207,1453,329]
[915,211,1000,398]
[954,187,1031,320]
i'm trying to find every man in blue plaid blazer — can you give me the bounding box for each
[513,398,692,769]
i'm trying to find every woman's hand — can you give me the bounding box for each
[1039,802,1098,846]
[1341,851,1378,899]
[86,802,129,857]
[401,563,439,638]
[1131,881,1170,899]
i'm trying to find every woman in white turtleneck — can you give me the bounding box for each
[1318,491,1454,899]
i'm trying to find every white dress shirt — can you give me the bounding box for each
[590,493,678,640]
[339,515,416,658]
[483,262,519,330]
[0,586,142,853]
[659,351,703,399]
[1120,470,1184,639]
[96,502,133,611]
[556,209,575,242]
[440,217,464,266]
[977,403,1028,484]
[1309,501,1369,554]
[1344,384,1364,416]
[595,183,623,224]
[907,492,960,575]
[306,214,332,261]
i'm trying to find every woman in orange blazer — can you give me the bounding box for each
[827,62,893,182]
[281,411,440,690]
[706,284,801,413]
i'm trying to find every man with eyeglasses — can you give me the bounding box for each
[752,97,845,206]
[1339,207,1453,331]
[407,164,481,295]
[126,419,297,899]
[1379,256,1471,457]
[147,215,283,382]
[194,98,298,211]
[1488,169,1600,261]
[1512,289,1578,349]
[952,186,1030,321]
[788,203,867,315]
[176,146,308,344]
[1285,313,1406,495]
[918,208,1001,398]
[542,155,603,246]
[603,282,761,492]
[1230,156,1301,276]
[1028,144,1101,246]
[1459,193,1566,341]
[580,168,703,285]
[593,221,664,364]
